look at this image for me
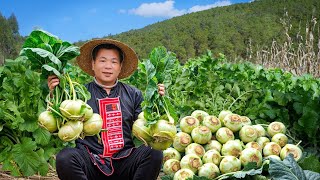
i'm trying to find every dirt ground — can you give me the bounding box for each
[0,166,165,180]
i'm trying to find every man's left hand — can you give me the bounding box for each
[158,84,165,96]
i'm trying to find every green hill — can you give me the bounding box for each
[2,0,319,65]
[75,0,319,63]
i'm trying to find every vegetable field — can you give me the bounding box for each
[127,48,320,179]
[1,36,320,179]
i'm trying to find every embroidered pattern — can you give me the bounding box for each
[98,97,124,157]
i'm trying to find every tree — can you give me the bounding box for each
[0,12,23,65]
[7,13,19,36]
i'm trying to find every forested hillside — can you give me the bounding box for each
[1,0,320,67]
[78,0,320,63]
[0,13,24,65]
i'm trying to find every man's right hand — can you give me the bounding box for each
[48,75,60,91]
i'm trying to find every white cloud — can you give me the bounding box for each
[127,0,233,18]
[188,0,232,13]
[129,0,185,18]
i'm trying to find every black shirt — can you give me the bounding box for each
[76,80,143,175]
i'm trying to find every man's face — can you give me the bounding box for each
[92,48,122,86]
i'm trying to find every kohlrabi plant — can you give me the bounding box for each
[216,127,235,144]
[163,159,181,175]
[172,132,192,152]
[204,140,222,152]
[20,30,101,142]
[280,143,303,161]
[191,110,209,122]
[180,154,203,173]
[267,122,286,137]
[180,116,200,133]
[198,163,220,179]
[185,143,206,158]
[173,168,194,180]
[219,156,241,174]
[202,115,221,133]
[240,147,263,167]
[191,126,212,144]
[163,147,181,163]
[202,149,221,166]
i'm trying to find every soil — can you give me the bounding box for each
[0,165,165,180]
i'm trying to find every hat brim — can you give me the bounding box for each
[76,39,138,79]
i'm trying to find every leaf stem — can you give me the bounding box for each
[66,73,76,100]
[73,82,89,102]
[48,106,65,120]
[161,96,175,124]
[228,90,255,110]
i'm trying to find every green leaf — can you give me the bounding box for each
[145,78,158,101]
[33,127,52,145]
[189,175,211,180]
[273,91,288,106]
[18,117,38,132]
[21,48,62,71]
[293,102,303,114]
[298,155,320,173]
[42,64,62,77]
[2,155,22,176]
[242,162,259,171]
[0,136,14,161]
[22,29,60,49]
[304,170,320,180]
[269,154,306,180]
[36,148,49,176]
[54,41,80,61]
[283,154,306,180]
[12,137,41,176]
[231,84,241,98]
[149,46,166,67]
[145,59,156,81]
[161,174,174,180]
[162,96,178,124]
[264,89,274,102]
[298,106,318,137]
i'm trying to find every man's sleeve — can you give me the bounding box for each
[133,89,144,121]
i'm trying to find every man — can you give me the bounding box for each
[48,39,165,180]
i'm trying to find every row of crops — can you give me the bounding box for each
[126,47,320,179]
[0,34,320,178]
[129,48,320,152]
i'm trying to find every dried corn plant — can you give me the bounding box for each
[248,12,320,77]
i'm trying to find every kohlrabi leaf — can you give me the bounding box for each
[299,154,320,173]
[304,170,320,180]
[283,154,307,179]
[42,64,62,78]
[188,175,211,180]
[53,41,80,65]
[12,137,41,176]
[20,29,80,77]
[22,29,60,49]
[21,47,62,72]
[33,127,52,146]
[268,154,320,180]
[35,148,50,176]
[160,174,174,180]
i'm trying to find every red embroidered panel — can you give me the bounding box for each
[98,97,124,157]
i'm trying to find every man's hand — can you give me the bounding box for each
[48,75,60,91]
[158,84,165,96]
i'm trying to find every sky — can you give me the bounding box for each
[1,0,251,43]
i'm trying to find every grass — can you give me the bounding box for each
[246,13,320,77]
